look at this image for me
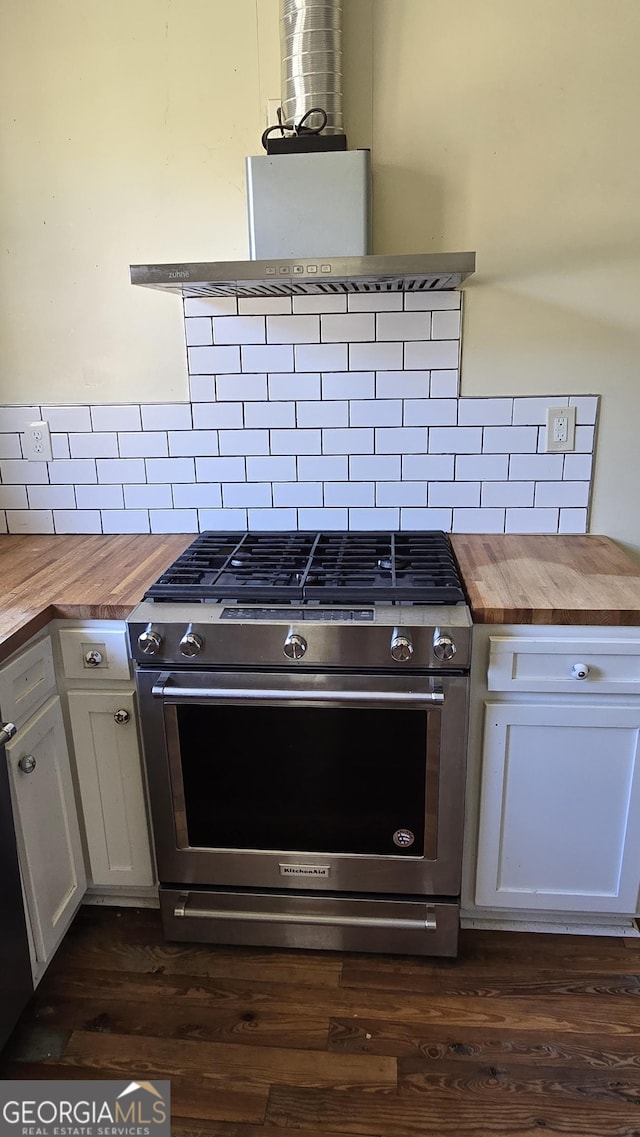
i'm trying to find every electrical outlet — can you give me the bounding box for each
[23,420,53,461]
[545,405,576,453]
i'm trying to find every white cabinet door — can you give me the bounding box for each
[475,702,640,914]
[6,696,86,981]
[67,690,154,888]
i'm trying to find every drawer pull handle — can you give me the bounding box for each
[571,662,590,680]
[85,649,104,668]
[18,755,37,774]
[114,709,130,725]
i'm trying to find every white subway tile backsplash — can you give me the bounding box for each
[458,398,512,427]
[119,432,168,458]
[196,457,246,482]
[559,508,589,533]
[512,396,565,425]
[321,313,375,343]
[453,508,506,533]
[563,453,593,480]
[192,403,244,430]
[184,297,237,317]
[172,484,222,509]
[0,435,22,459]
[198,508,247,529]
[349,508,399,530]
[41,406,91,432]
[429,427,482,454]
[54,510,101,534]
[269,372,321,401]
[150,510,198,533]
[482,481,534,507]
[322,372,374,400]
[405,341,459,370]
[248,508,297,530]
[296,401,348,428]
[349,342,404,371]
[51,434,71,459]
[570,396,599,424]
[247,456,296,481]
[218,430,269,456]
[101,510,150,533]
[293,295,347,314]
[298,508,348,529]
[77,485,124,509]
[168,431,219,457]
[295,343,348,372]
[348,293,403,312]
[223,483,271,508]
[376,482,426,507]
[245,402,296,428]
[506,508,560,533]
[217,374,267,402]
[575,425,596,452]
[401,508,453,529]
[402,455,455,480]
[323,428,373,454]
[377,311,431,342]
[141,404,192,431]
[7,510,54,534]
[189,345,241,374]
[483,426,538,454]
[124,484,172,509]
[430,370,459,398]
[404,399,457,426]
[146,458,196,482]
[273,482,322,507]
[324,482,374,507]
[376,427,427,454]
[376,371,430,399]
[184,318,213,347]
[350,455,401,481]
[0,407,40,432]
[267,315,320,344]
[91,405,142,432]
[271,429,321,455]
[509,453,564,480]
[350,400,403,427]
[404,292,461,311]
[1,459,46,484]
[534,481,590,508]
[97,458,146,484]
[298,455,348,481]
[429,482,480,508]
[239,297,291,316]
[432,309,462,339]
[242,345,294,373]
[213,315,266,345]
[456,454,509,481]
[189,376,216,402]
[0,486,28,509]
[49,459,97,484]
[27,485,75,509]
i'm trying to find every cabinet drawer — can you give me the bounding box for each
[488,635,640,694]
[59,627,131,681]
[0,638,56,728]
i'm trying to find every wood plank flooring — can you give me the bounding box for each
[2,906,640,1136]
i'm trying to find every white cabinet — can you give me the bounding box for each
[67,690,154,888]
[4,678,86,984]
[465,625,640,926]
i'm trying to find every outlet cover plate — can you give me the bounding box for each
[545,405,576,452]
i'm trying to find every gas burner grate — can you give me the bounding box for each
[145,531,466,605]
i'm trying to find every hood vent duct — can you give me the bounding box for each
[280,0,343,135]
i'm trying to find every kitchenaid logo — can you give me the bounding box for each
[0,1080,170,1137]
[280,863,330,877]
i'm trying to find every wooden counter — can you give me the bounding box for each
[451,534,640,625]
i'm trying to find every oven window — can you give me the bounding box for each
[176,704,428,856]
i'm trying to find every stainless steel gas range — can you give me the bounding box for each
[127,530,471,957]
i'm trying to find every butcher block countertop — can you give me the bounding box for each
[0,532,638,662]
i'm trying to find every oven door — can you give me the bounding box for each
[137,668,468,898]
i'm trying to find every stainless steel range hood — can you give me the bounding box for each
[130,251,475,298]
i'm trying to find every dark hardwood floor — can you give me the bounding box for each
[2,906,640,1136]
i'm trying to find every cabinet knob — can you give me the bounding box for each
[85,649,104,667]
[18,754,37,774]
[114,709,130,725]
[571,662,590,680]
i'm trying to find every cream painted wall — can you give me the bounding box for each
[1,0,639,550]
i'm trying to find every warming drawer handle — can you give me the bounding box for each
[151,675,444,706]
[173,895,437,932]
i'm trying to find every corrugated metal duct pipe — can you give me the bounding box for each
[280,0,344,135]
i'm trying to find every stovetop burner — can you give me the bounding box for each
[144,531,467,605]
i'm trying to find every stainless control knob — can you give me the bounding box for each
[18,755,37,774]
[113,709,130,725]
[179,631,204,658]
[137,627,163,656]
[0,722,16,746]
[433,632,456,662]
[571,662,590,680]
[283,631,307,660]
[390,630,414,662]
[84,649,103,668]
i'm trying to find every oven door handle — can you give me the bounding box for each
[151,674,445,706]
[173,893,437,931]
